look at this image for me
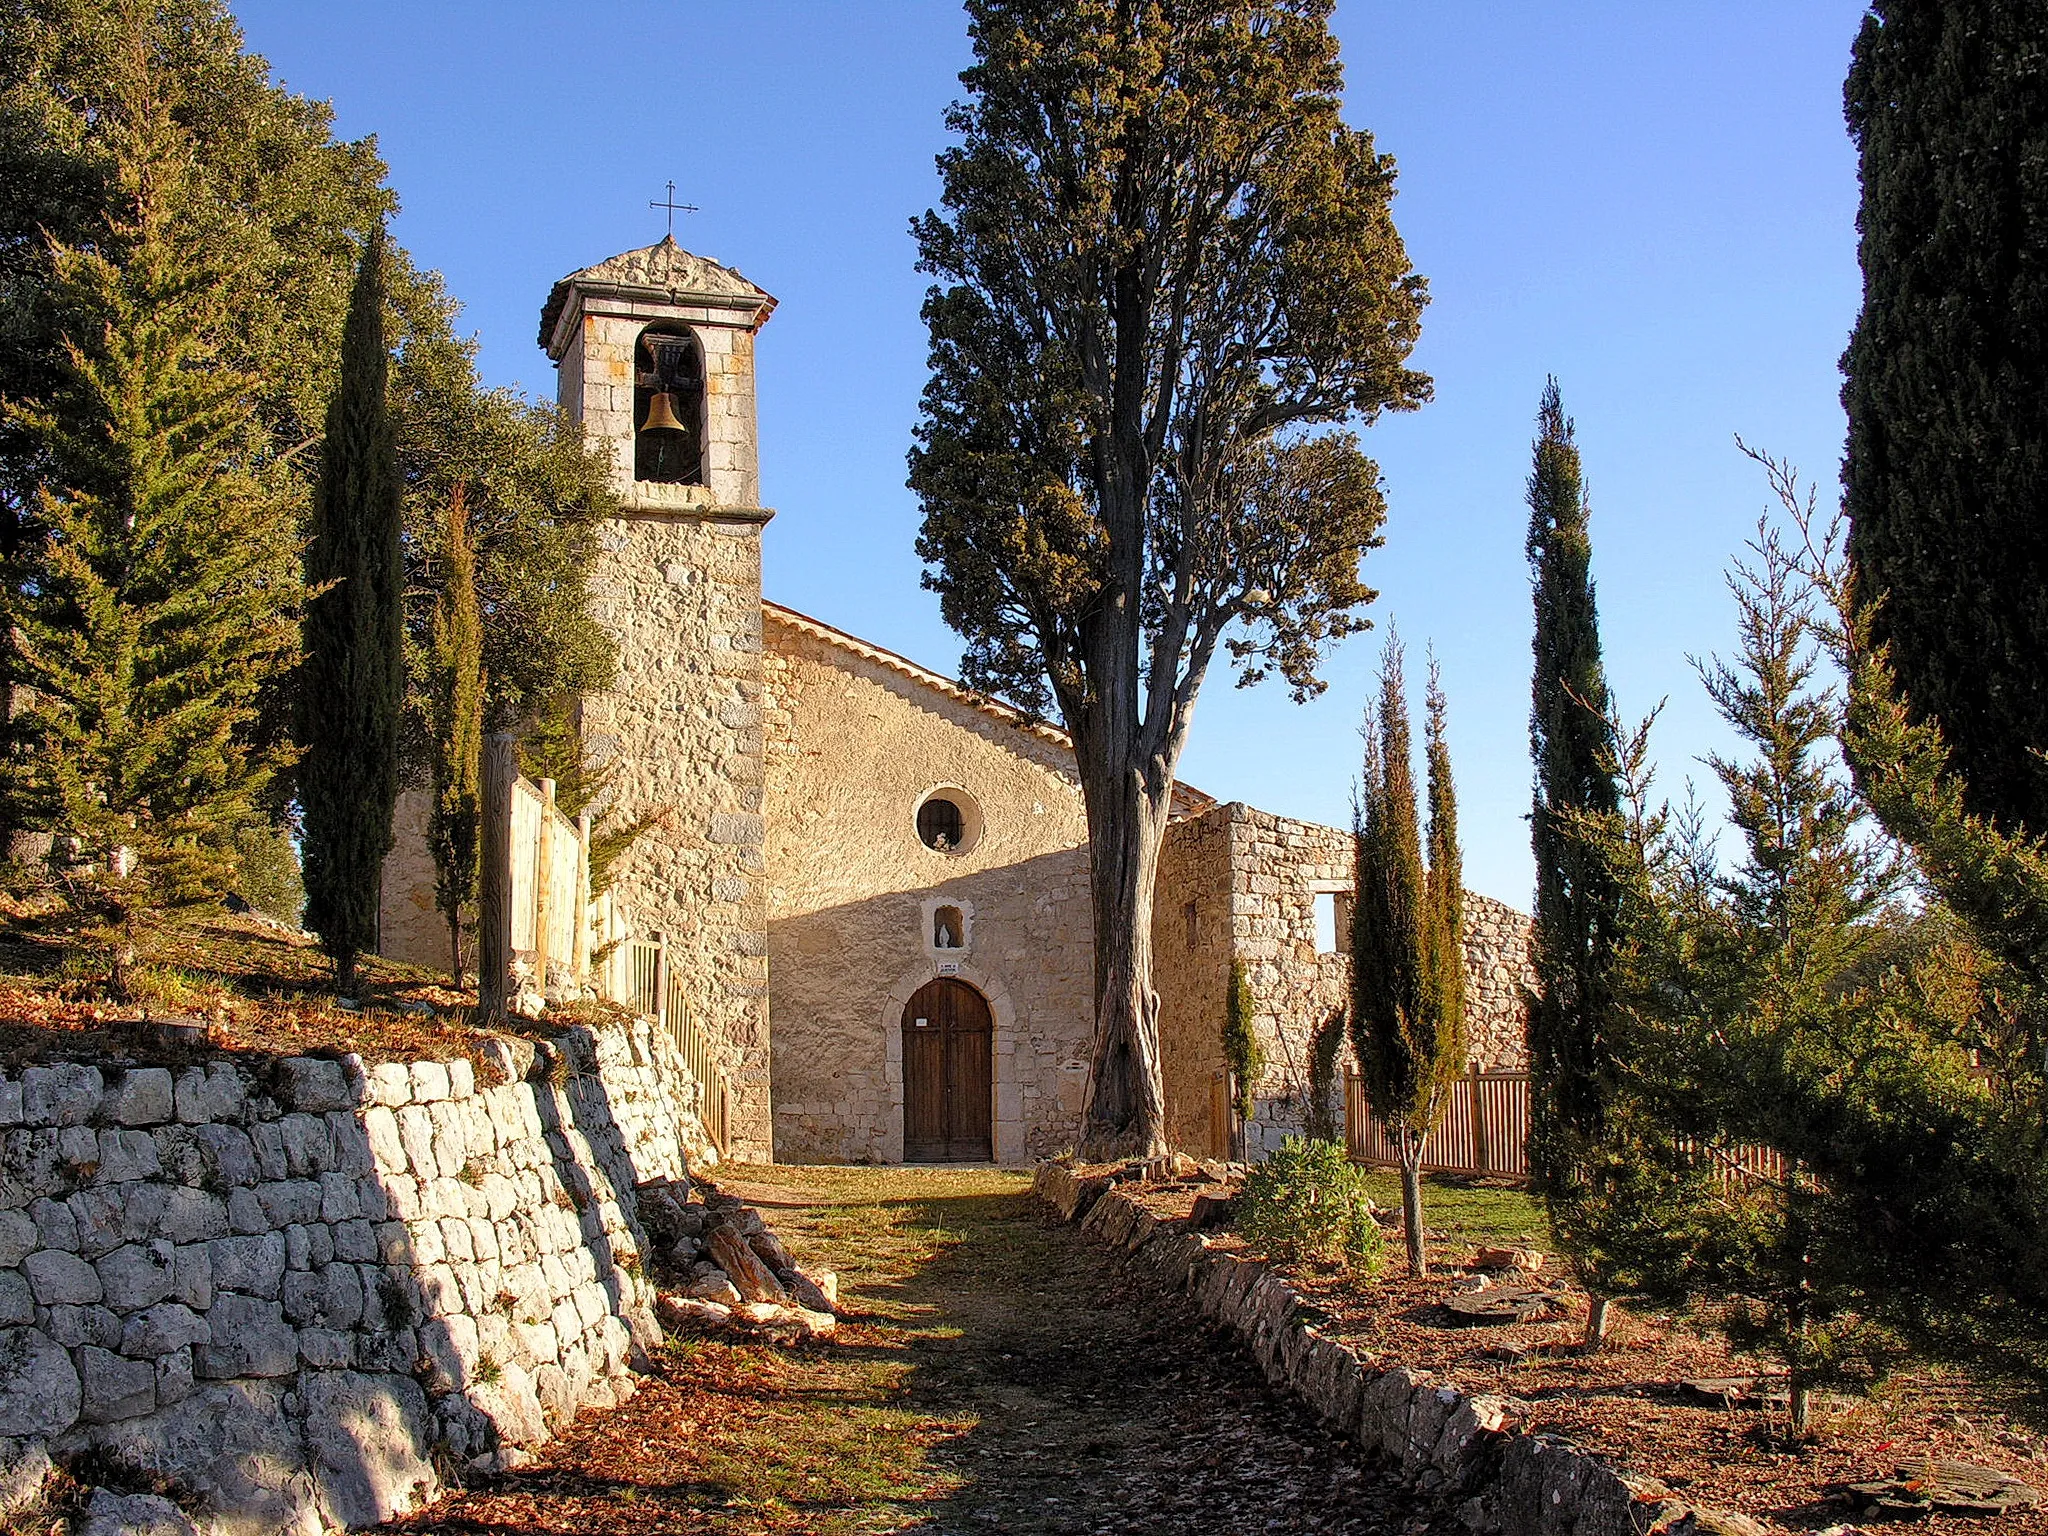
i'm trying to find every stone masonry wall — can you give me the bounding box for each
[580,513,772,1159]
[1153,803,1537,1160]
[0,1015,711,1534]
[763,611,1097,1165]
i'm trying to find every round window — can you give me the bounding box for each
[914,787,982,854]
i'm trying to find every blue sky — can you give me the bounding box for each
[230,0,1870,907]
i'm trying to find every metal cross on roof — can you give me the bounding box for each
[650,180,699,239]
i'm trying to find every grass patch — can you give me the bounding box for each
[1354,1170,1549,1253]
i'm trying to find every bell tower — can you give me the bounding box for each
[540,239,777,1158]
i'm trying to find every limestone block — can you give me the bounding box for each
[118,1302,208,1358]
[170,1244,210,1310]
[89,1379,311,1534]
[24,1249,99,1305]
[154,1346,192,1406]
[0,1209,34,1268]
[96,1241,176,1310]
[0,1082,18,1127]
[226,1187,265,1234]
[174,1064,243,1124]
[196,1124,258,1187]
[208,1232,285,1298]
[156,1187,227,1246]
[102,1068,174,1126]
[193,1293,297,1379]
[77,1489,198,1536]
[298,1328,353,1369]
[411,1061,451,1103]
[249,1123,287,1181]
[93,1128,161,1183]
[300,1369,434,1529]
[77,1343,156,1422]
[22,1064,100,1126]
[280,1056,353,1113]
[368,1062,412,1108]
[279,1113,332,1176]
[0,1273,28,1328]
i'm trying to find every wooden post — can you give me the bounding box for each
[654,930,670,1037]
[477,733,517,1021]
[532,778,556,1000]
[572,810,592,990]
[1469,1060,1489,1174]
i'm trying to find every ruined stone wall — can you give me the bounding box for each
[380,788,449,976]
[1152,807,1233,1157]
[580,512,771,1159]
[762,611,1097,1165]
[1152,804,1536,1158]
[0,1017,710,1534]
[1460,892,1537,1071]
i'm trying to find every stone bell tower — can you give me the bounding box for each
[539,238,776,1158]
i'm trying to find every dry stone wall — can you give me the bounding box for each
[1037,1171,1767,1536]
[0,1015,711,1534]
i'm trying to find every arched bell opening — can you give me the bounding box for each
[633,326,705,485]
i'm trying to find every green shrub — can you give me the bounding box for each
[1237,1135,1382,1274]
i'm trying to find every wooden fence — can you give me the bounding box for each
[1345,1068,1788,1189]
[477,735,731,1154]
[626,934,732,1156]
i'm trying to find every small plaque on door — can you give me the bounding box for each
[937,961,961,976]
[914,1017,929,1028]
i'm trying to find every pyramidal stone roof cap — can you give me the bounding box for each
[539,236,776,353]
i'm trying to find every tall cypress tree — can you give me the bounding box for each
[1352,633,1464,1274]
[1523,381,1636,1344]
[427,484,484,988]
[1842,0,2048,835]
[6,49,300,993]
[300,230,403,991]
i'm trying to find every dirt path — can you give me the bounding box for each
[389,1164,1462,1535]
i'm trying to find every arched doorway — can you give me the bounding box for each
[902,978,993,1162]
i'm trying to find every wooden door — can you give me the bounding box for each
[902,978,994,1162]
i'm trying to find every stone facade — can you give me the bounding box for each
[762,606,1098,1165]
[1153,803,1537,1159]
[0,1016,712,1533]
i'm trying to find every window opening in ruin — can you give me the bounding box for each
[934,905,966,950]
[633,326,704,485]
[1185,900,1200,949]
[1314,890,1352,955]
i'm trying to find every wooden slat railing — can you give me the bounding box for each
[1346,1068,1783,1189]
[618,933,731,1156]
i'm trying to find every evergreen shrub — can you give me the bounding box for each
[1237,1136,1382,1274]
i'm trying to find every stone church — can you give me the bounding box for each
[381,239,1536,1167]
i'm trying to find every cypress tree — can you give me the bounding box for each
[1842,0,2048,835]
[1352,634,1464,1274]
[1422,658,1466,1076]
[427,484,484,988]
[6,51,300,993]
[300,230,403,992]
[1222,959,1264,1161]
[1523,380,1638,1346]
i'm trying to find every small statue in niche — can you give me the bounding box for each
[934,905,965,950]
[937,921,957,949]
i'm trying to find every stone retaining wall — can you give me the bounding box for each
[1035,1168,1766,1536]
[0,1014,715,1534]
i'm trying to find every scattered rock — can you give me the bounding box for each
[657,1294,732,1330]
[1827,1459,2042,1518]
[1440,1286,1565,1326]
[708,1225,787,1305]
[77,1489,198,1536]
[1187,1191,1237,1231]
[783,1267,837,1316]
[1471,1245,1545,1273]
[748,1227,793,1273]
[683,1271,741,1306]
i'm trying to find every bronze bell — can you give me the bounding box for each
[641,391,687,432]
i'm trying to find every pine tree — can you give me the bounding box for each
[4,48,300,992]
[1352,633,1464,1274]
[426,484,483,987]
[1842,0,2048,835]
[1523,379,1643,1346]
[300,229,403,992]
